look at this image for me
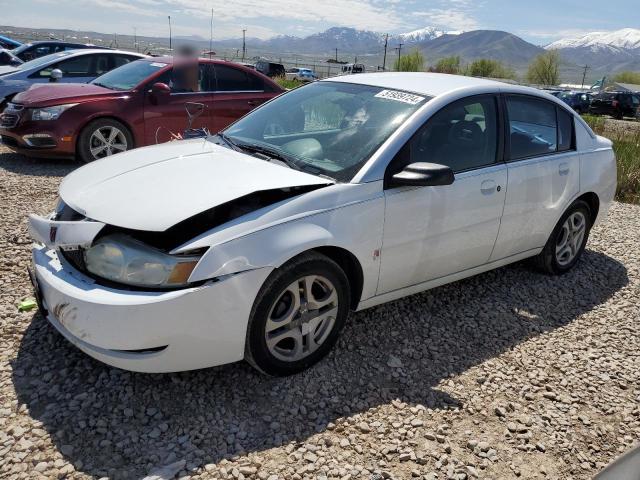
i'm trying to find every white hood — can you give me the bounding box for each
[59,139,331,231]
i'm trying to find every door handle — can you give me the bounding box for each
[559,162,570,175]
[480,179,496,194]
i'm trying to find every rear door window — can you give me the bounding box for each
[506,95,574,159]
[213,65,265,92]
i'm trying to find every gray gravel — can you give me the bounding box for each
[1,145,639,480]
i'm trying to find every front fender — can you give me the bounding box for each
[187,221,334,282]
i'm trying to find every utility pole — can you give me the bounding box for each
[382,33,388,71]
[133,27,137,52]
[581,65,590,89]
[395,43,403,70]
[242,29,246,61]
[168,15,172,51]
[335,48,338,62]
[209,9,214,59]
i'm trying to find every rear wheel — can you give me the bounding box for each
[533,200,592,275]
[77,118,133,163]
[245,252,350,376]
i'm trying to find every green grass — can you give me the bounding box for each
[273,76,304,90]
[582,114,640,204]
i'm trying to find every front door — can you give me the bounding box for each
[143,61,214,145]
[378,94,507,294]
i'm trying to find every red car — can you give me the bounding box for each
[0,57,284,162]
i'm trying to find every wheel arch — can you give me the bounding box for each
[309,246,364,310]
[576,192,600,225]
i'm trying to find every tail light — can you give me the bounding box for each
[612,100,619,108]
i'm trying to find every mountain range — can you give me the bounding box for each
[214,26,640,80]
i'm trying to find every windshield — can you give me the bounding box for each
[90,59,167,90]
[223,81,430,182]
[14,51,74,71]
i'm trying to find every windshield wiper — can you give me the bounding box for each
[234,141,302,171]
[91,82,113,90]
[216,132,240,151]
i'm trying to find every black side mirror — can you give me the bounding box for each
[389,162,455,188]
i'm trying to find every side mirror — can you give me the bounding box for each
[389,162,455,188]
[151,82,171,95]
[50,69,63,83]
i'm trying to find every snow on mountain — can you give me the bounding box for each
[396,27,462,43]
[546,28,640,52]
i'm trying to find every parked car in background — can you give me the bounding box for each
[27,73,615,375]
[589,91,640,119]
[255,60,285,77]
[0,48,22,67]
[1,57,283,161]
[285,67,317,82]
[0,49,146,107]
[0,34,21,50]
[11,41,110,62]
[556,91,591,113]
[341,63,365,74]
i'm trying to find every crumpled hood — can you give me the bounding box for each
[59,139,331,232]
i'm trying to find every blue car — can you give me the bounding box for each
[0,49,146,107]
[556,91,592,114]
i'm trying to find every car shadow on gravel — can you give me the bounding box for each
[0,150,76,177]
[11,250,628,479]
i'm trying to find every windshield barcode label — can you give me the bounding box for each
[374,90,425,105]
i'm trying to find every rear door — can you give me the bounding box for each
[490,95,579,261]
[210,64,274,132]
[143,61,213,145]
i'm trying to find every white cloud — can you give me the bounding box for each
[413,8,480,31]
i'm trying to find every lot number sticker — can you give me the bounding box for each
[375,90,425,105]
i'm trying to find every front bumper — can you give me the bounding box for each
[31,244,273,372]
[0,122,76,158]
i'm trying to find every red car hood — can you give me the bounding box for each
[13,83,121,107]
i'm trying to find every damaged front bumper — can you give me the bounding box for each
[31,244,273,372]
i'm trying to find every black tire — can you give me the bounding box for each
[77,118,133,163]
[245,252,350,376]
[533,200,592,275]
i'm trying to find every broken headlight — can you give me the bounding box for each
[84,234,201,288]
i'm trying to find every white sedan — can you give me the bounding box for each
[28,73,617,375]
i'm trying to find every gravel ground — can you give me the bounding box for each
[0,144,639,480]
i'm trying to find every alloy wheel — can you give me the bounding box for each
[89,126,128,159]
[265,275,339,362]
[555,211,586,266]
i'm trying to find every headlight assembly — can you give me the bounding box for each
[31,103,77,121]
[84,234,202,288]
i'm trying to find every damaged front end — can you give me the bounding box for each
[29,183,326,291]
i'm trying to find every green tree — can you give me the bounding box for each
[527,50,561,85]
[394,49,425,72]
[467,59,516,80]
[613,71,640,85]
[433,56,461,74]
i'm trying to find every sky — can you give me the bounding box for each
[1,0,639,44]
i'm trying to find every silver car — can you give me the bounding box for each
[0,49,146,107]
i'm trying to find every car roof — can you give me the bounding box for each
[323,72,505,97]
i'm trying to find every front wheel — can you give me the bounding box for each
[533,200,592,275]
[77,118,133,163]
[245,252,350,376]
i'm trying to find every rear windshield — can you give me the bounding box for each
[90,59,167,91]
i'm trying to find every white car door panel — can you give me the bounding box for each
[379,164,507,293]
[490,151,580,261]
